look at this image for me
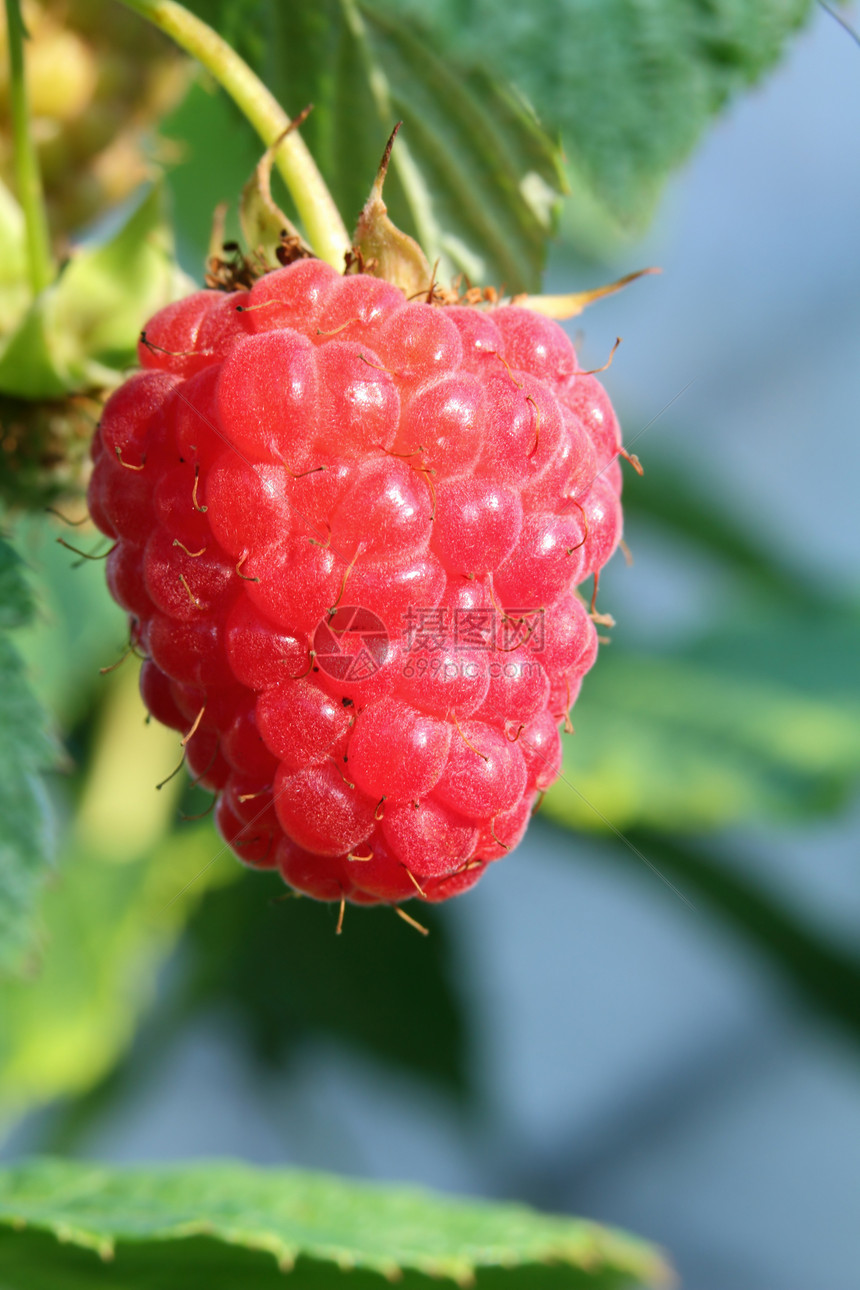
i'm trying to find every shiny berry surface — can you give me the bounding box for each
[89,261,627,906]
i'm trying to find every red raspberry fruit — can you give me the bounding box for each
[89,260,627,908]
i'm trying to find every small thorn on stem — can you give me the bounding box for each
[99,644,134,675]
[235,550,260,581]
[45,506,88,526]
[57,537,116,561]
[192,464,208,512]
[173,539,206,557]
[498,616,540,652]
[139,330,201,359]
[114,445,145,471]
[328,543,364,615]
[619,447,644,475]
[336,895,346,935]
[579,336,622,376]
[525,395,541,457]
[286,648,316,680]
[490,818,510,852]
[286,464,327,479]
[561,496,588,554]
[563,674,574,734]
[156,751,186,791]
[590,609,615,628]
[187,738,220,789]
[181,705,206,747]
[178,573,202,608]
[308,522,332,550]
[330,756,355,789]
[179,795,216,821]
[405,868,427,898]
[347,848,373,862]
[452,713,489,762]
[358,352,398,376]
[490,351,524,389]
[316,318,355,338]
[235,299,277,313]
[395,906,429,936]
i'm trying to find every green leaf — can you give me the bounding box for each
[239,144,308,268]
[0,535,34,630]
[180,871,470,1095]
[161,78,266,274]
[384,0,814,230]
[0,1158,670,1288]
[184,0,565,291]
[0,536,55,977]
[0,665,224,1124]
[0,185,193,400]
[8,513,127,726]
[544,603,860,835]
[0,179,30,329]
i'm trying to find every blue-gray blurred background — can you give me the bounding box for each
[2,6,859,1289]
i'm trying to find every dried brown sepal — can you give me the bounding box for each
[203,202,263,291]
[240,116,314,270]
[352,124,434,297]
[205,234,261,293]
[207,202,229,268]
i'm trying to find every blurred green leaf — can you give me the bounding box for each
[180,871,470,1095]
[545,603,860,834]
[0,179,30,331]
[12,514,129,726]
[161,78,265,275]
[0,1157,670,1288]
[182,0,564,290]
[0,186,192,400]
[386,0,813,233]
[0,536,55,977]
[683,600,860,697]
[0,665,224,1126]
[175,0,817,267]
[0,536,34,629]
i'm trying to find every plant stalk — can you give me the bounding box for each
[4,0,55,295]
[118,0,351,269]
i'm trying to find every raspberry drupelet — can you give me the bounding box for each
[89,258,625,907]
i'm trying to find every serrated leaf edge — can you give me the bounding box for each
[0,1159,672,1286]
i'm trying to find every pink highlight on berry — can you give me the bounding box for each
[348,697,452,803]
[431,479,522,574]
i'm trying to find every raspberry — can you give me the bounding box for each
[89,260,627,908]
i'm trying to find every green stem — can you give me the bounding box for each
[4,0,54,295]
[118,0,351,268]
